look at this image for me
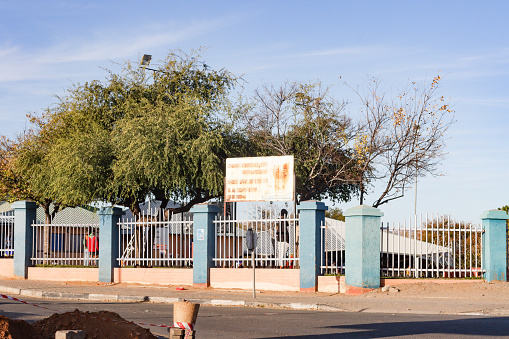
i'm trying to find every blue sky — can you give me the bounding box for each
[1,1,508,223]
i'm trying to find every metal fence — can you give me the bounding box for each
[213,205,299,269]
[31,221,99,266]
[0,210,14,258]
[381,214,483,278]
[320,218,345,275]
[31,207,100,266]
[117,209,193,268]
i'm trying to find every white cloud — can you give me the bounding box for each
[0,17,235,83]
[278,45,394,60]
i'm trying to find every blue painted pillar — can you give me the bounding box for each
[298,201,327,292]
[344,205,383,295]
[481,210,509,282]
[98,207,124,283]
[190,204,219,287]
[12,201,37,278]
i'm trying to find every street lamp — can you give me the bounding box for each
[140,54,171,74]
[141,54,152,66]
[140,54,161,73]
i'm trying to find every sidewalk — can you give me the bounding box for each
[2,278,509,316]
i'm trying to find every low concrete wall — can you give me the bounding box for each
[0,259,14,278]
[25,267,193,286]
[18,265,482,291]
[318,275,345,293]
[210,268,300,291]
[113,268,193,286]
[380,278,483,286]
[28,267,98,282]
[317,276,481,294]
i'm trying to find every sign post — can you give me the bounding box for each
[224,155,295,298]
[246,228,257,298]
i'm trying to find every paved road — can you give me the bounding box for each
[2,297,509,338]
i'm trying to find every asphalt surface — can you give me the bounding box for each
[2,278,509,317]
[3,297,509,339]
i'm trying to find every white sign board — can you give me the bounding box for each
[225,156,294,202]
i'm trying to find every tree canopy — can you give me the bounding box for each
[0,50,455,217]
[0,51,251,219]
[242,82,359,204]
[347,76,455,207]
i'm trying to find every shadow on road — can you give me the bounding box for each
[264,316,509,338]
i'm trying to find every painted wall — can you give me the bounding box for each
[0,259,14,278]
[28,267,98,281]
[210,268,300,291]
[113,267,193,285]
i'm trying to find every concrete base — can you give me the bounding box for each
[318,275,345,293]
[345,284,374,295]
[193,282,209,288]
[300,286,317,293]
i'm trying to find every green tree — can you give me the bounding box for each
[499,205,509,227]
[0,130,64,223]
[3,50,250,218]
[325,207,345,222]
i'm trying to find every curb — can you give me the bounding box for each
[4,285,509,316]
[0,285,338,312]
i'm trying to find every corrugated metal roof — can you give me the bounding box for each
[324,217,450,255]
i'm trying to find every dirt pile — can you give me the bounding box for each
[0,315,43,339]
[32,309,158,339]
[1,310,157,339]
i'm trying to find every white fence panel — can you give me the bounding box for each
[0,210,14,258]
[381,214,483,278]
[320,218,345,275]
[213,206,299,269]
[117,210,193,268]
[31,222,99,266]
[31,207,100,266]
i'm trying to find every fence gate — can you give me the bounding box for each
[380,214,483,278]
[213,203,299,269]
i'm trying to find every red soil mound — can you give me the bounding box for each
[0,315,43,339]
[1,309,157,339]
[32,309,158,339]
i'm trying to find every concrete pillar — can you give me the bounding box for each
[298,200,327,292]
[481,209,509,282]
[12,201,38,278]
[190,204,219,287]
[98,207,124,283]
[344,205,383,295]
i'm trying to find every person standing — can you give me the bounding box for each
[86,232,99,266]
[276,209,290,268]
